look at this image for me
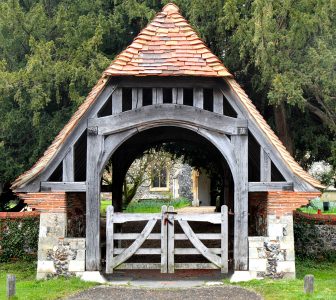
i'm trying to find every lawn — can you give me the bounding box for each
[0,261,97,300]
[1,259,335,300]
[100,197,191,215]
[228,259,336,300]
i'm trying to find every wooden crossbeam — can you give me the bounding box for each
[249,181,294,191]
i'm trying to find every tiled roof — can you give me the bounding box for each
[103,3,232,78]
[11,3,322,191]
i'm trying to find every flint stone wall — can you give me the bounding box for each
[249,214,295,279]
[37,213,85,279]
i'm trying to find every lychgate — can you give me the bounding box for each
[12,3,322,280]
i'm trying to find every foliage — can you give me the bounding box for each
[125,197,190,213]
[122,149,175,208]
[0,261,97,300]
[228,259,336,300]
[0,217,39,262]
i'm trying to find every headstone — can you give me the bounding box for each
[6,274,16,299]
[304,274,314,294]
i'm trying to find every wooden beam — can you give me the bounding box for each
[62,147,74,182]
[193,88,203,109]
[213,89,224,114]
[112,88,122,114]
[249,182,294,192]
[260,149,271,181]
[153,88,163,104]
[89,104,247,136]
[86,128,104,271]
[132,88,142,109]
[172,88,183,104]
[15,82,117,192]
[232,133,248,271]
[41,181,86,192]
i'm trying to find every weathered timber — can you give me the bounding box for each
[260,148,271,181]
[40,181,86,192]
[106,206,114,273]
[86,130,104,271]
[111,219,157,269]
[249,181,294,191]
[193,88,203,109]
[132,88,143,109]
[112,213,162,223]
[213,88,224,114]
[167,206,175,273]
[153,88,163,104]
[161,205,168,273]
[174,263,218,270]
[220,82,315,191]
[15,83,117,192]
[113,248,161,255]
[174,248,222,255]
[172,88,183,104]
[175,213,222,224]
[89,104,247,136]
[115,263,161,270]
[62,147,74,182]
[174,233,221,240]
[178,220,222,268]
[114,233,161,240]
[112,88,122,114]
[221,205,228,273]
[232,134,248,271]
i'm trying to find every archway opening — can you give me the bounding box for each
[99,126,235,271]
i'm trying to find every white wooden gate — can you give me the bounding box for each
[105,205,228,273]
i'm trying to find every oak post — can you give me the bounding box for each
[232,131,248,270]
[86,126,104,271]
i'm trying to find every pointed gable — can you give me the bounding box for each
[11,3,323,191]
[104,3,232,78]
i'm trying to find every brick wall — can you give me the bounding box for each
[17,192,67,213]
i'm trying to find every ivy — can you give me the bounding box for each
[0,217,39,262]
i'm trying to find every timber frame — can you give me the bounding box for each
[12,3,322,275]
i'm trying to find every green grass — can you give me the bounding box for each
[227,259,336,300]
[298,207,336,214]
[100,198,191,215]
[1,259,335,299]
[124,198,191,213]
[0,261,97,300]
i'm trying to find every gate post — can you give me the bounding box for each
[221,205,228,273]
[106,205,114,273]
[167,206,175,273]
[86,127,104,271]
[232,132,248,270]
[161,205,168,273]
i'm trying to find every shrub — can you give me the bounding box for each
[0,217,39,262]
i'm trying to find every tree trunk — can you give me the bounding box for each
[273,103,294,155]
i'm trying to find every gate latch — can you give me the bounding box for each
[163,211,177,226]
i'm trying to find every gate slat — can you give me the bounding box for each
[174,248,222,255]
[114,248,161,255]
[114,233,161,240]
[175,213,221,224]
[175,263,218,270]
[174,233,221,240]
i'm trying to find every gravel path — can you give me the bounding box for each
[67,285,262,300]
